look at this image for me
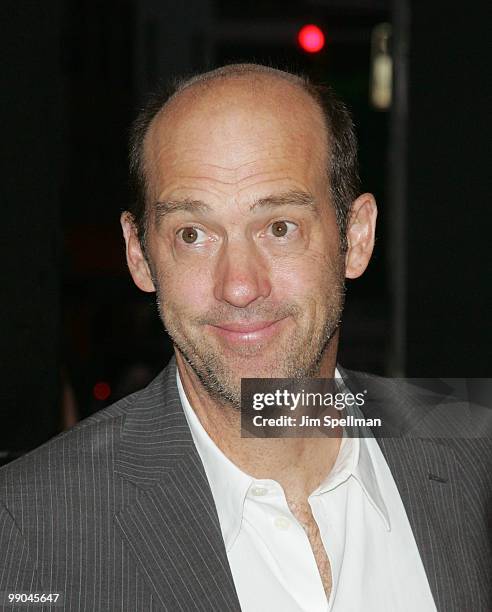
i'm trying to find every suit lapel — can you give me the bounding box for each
[340,367,476,611]
[377,437,469,611]
[113,358,241,611]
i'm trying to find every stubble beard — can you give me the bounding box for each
[153,259,346,410]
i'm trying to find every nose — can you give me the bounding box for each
[213,238,271,308]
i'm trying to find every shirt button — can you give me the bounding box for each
[250,486,268,497]
[274,516,291,530]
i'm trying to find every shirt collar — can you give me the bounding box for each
[307,434,390,531]
[177,367,391,550]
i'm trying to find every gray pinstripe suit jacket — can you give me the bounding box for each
[0,357,491,611]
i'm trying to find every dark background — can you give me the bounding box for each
[1,0,490,457]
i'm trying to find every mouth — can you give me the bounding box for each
[208,318,288,344]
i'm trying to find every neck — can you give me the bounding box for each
[175,338,342,501]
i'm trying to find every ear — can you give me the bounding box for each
[344,193,378,279]
[120,212,156,292]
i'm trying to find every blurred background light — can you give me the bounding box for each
[297,24,325,53]
[93,381,111,401]
[370,22,392,109]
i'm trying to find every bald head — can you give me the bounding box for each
[165,63,307,102]
[128,63,360,251]
[151,65,322,132]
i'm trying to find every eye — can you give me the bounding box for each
[177,226,207,244]
[269,220,298,238]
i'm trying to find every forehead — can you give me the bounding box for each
[143,75,329,202]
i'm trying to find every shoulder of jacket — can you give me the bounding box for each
[0,366,171,487]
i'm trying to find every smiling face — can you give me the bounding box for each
[122,74,372,408]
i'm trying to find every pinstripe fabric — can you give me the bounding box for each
[0,359,240,611]
[342,368,492,612]
[378,437,491,611]
[0,357,490,611]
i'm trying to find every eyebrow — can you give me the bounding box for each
[153,190,317,224]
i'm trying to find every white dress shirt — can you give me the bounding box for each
[177,369,437,612]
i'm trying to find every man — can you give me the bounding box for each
[0,64,490,611]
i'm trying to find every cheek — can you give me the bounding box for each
[270,246,340,301]
[156,256,214,313]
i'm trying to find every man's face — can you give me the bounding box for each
[139,78,346,407]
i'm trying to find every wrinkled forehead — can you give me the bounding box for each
[142,75,329,197]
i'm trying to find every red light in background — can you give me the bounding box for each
[93,381,111,401]
[298,24,325,53]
